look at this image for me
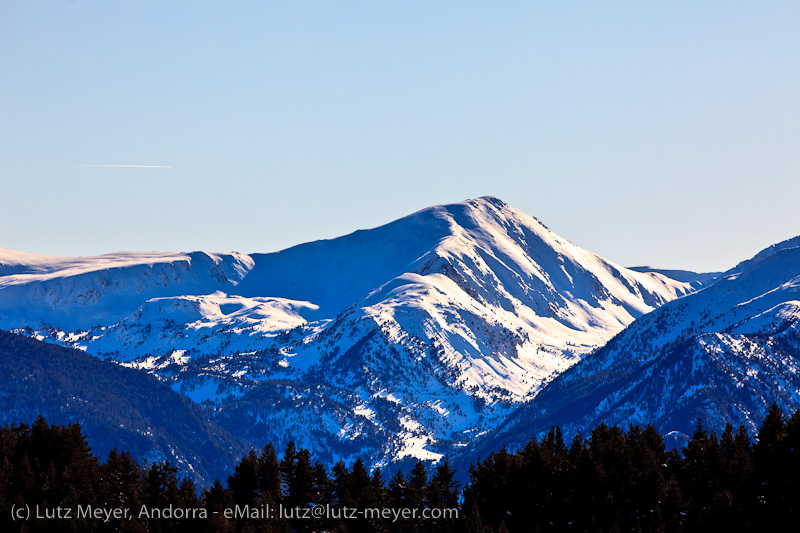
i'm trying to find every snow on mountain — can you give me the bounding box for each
[0,197,699,467]
[0,249,255,330]
[725,234,800,276]
[627,266,720,287]
[467,236,800,460]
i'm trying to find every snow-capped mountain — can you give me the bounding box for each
[0,197,699,467]
[0,250,255,330]
[468,235,800,459]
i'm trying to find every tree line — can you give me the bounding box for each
[2,405,800,532]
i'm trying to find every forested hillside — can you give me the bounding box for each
[0,329,246,486]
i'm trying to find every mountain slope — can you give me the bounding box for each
[0,329,247,485]
[628,266,720,286]
[0,196,700,467]
[467,238,800,460]
[0,250,254,330]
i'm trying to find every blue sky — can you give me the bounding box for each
[1,1,798,272]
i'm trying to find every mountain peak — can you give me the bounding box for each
[0,196,708,470]
[470,195,511,210]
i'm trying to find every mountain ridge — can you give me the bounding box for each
[462,234,800,463]
[0,196,713,468]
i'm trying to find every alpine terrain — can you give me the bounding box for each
[0,197,705,471]
[468,235,800,459]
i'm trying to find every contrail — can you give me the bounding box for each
[70,164,173,168]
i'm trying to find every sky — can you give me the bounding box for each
[1,1,798,272]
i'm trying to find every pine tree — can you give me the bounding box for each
[331,459,350,507]
[256,443,282,503]
[754,403,789,526]
[682,419,725,530]
[141,461,182,533]
[718,423,755,527]
[426,460,460,533]
[623,424,668,531]
[348,459,372,505]
[464,448,516,530]
[313,460,333,508]
[387,469,407,533]
[101,448,144,523]
[229,449,259,507]
[587,422,626,530]
[785,410,800,519]
[370,467,387,508]
[516,435,548,529]
[342,459,374,533]
[288,448,315,508]
[202,479,236,532]
[407,461,429,532]
[279,441,297,504]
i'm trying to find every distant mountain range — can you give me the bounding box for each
[1,196,797,482]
